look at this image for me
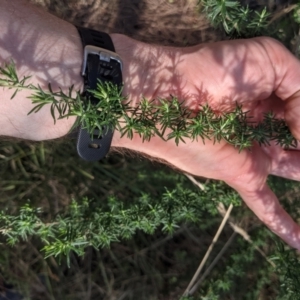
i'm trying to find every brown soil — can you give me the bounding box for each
[30,0,226,46]
[30,0,291,46]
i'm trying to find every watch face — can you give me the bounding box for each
[98,60,122,85]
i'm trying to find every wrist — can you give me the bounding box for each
[110,33,184,105]
[0,0,83,140]
[110,33,185,155]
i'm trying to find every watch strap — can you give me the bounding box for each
[76,27,115,51]
[76,27,122,161]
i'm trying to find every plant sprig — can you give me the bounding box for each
[0,181,240,265]
[270,241,300,300]
[0,60,297,150]
[200,0,270,38]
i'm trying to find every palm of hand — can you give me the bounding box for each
[116,36,300,249]
[161,37,300,249]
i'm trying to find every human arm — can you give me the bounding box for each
[2,0,300,249]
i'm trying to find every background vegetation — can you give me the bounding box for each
[1,0,300,299]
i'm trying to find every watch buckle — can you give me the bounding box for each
[81,45,123,76]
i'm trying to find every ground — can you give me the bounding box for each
[30,0,290,46]
[30,0,225,46]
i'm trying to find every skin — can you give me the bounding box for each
[112,36,300,249]
[1,0,300,249]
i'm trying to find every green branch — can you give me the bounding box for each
[200,0,270,37]
[0,61,297,151]
[0,182,240,265]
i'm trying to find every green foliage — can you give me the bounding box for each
[0,61,297,151]
[293,5,300,24]
[271,242,300,300]
[200,0,270,37]
[0,1,300,299]
[0,182,241,266]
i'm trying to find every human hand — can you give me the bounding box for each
[1,0,300,249]
[111,36,300,250]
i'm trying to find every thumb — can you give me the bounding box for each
[259,37,300,140]
[285,91,300,140]
[232,182,300,250]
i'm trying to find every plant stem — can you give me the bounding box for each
[182,203,233,297]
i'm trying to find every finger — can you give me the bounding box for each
[284,92,300,140]
[263,146,300,181]
[233,182,300,250]
[259,38,300,101]
[256,38,300,139]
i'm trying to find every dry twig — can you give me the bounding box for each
[182,203,233,297]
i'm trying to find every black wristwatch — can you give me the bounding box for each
[76,27,123,161]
